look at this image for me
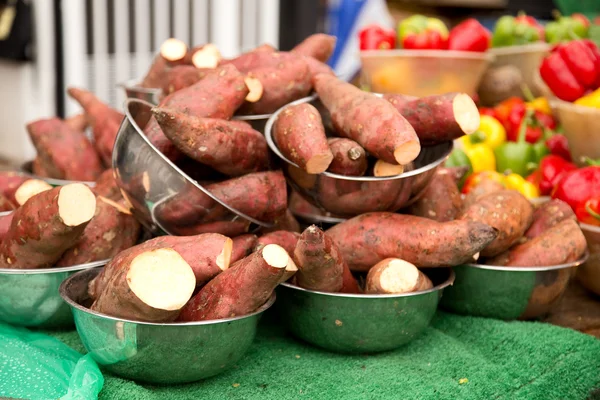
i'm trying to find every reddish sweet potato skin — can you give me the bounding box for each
[26,118,104,181]
[314,74,419,164]
[382,94,416,110]
[341,264,360,294]
[303,56,335,86]
[408,168,462,222]
[463,179,505,210]
[162,65,208,95]
[92,169,122,201]
[32,157,50,177]
[0,213,14,241]
[486,219,587,267]
[525,199,576,239]
[256,231,300,255]
[0,172,30,204]
[326,212,498,271]
[65,113,89,132]
[0,194,15,212]
[231,234,258,263]
[144,64,249,161]
[178,249,285,321]
[140,53,183,88]
[56,198,141,267]
[460,190,534,257]
[173,220,251,237]
[327,138,368,176]
[152,107,269,177]
[292,34,336,63]
[260,209,301,234]
[0,187,91,269]
[220,44,277,72]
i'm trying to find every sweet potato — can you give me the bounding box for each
[274,103,332,173]
[65,113,89,132]
[231,234,258,263]
[0,184,96,269]
[144,64,249,162]
[221,44,277,72]
[365,258,433,294]
[26,118,104,181]
[178,244,289,321]
[239,52,312,115]
[93,169,122,201]
[486,219,587,267]
[260,209,301,234]
[14,179,52,206]
[56,197,141,267]
[32,157,50,177]
[256,231,300,255]
[0,212,13,241]
[408,168,462,222]
[314,74,420,165]
[0,194,15,212]
[161,65,209,95]
[89,233,233,301]
[382,94,417,110]
[67,87,124,167]
[171,220,252,237]
[140,38,188,88]
[525,199,576,239]
[327,138,368,176]
[303,56,335,85]
[385,93,480,144]
[462,179,506,210]
[341,265,361,294]
[293,225,344,292]
[152,107,269,177]
[0,172,29,204]
[184,43,221,68]
[460,190,533,257]
[326,212,498,271]
[291,34,336,63]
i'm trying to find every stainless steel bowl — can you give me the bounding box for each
[0,259,108,329]
[234,113,273,134]
[60,267,275,384]
[20,161,96,187]
[120,79,163,105]
[440,253,589,320]
[576,223,600,296]
[277,268,454,354]
[265,95,453,218]
[112,98,275,236]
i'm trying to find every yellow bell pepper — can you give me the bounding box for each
[526,97,552,115]
[574,88,600,109]
[504,173,540,199]
[464,143,496,173]
[460,115,506,151]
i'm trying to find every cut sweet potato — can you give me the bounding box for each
[139,38,188,88]
[188,43,221,69]
[93,169,122,201]
[525,199,576,239]
[291,34,336,63]
[0,172,29,204]
[178,244,288,321]
[256,231,300,255]
[231,234,258,263]
[408,168,462,222]
[14,179,52,206]
[274,103,332,174]
[365,258,433,294]
[326,212,498,271]
[314,74,420,165]
[152,107,269,177]
[244,76,264,102]
[162,65,209,95]
[327,138,368,176]
[0,184,96,269]
[26,118,104,180]
[373,160,405,177]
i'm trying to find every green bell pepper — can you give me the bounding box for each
[445,148,473,189]
[494,109,538,177]
[545,16,589,44]
[492,15,540,47]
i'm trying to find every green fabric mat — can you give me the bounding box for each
[49,311,600,400]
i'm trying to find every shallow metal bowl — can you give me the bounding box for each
[277,268,454,354]
[60,267,274,384]
[120,79,163,105]
[0,259,107,329]
[20,161,96,187]
[576,223,600,296]
[265,95,453,218]
[440,252,589,320]
[112,98,275,236]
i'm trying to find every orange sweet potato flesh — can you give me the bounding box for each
[144,64,249,162]
[326,212,498,271]
[92,169,122,201]
[67,87,124,167]
[257,231,300,255]
[161,65,209,95]
[292,34,336,63]
[0,187,93,269]
[486,219,587,267]
[525,199,576,239]
[152,106,269,177]
[56,198,141,267]
[327,138,368,176]
[26,118,104,181]
[0,213,13,241]
[408,168,462,222]
[0,172,29,204]
[273,103,332,174]
[314,74,420,165]
[231,234,258,264]
[460,190,533,257]
[177,246,285,321]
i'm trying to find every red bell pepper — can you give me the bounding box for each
[545,134,572,162]
[539,155,577,195]
[540,51,586,102]
[582,39,600,89]
[552,164,600,226]
[557,40,598,87]
[359,25,396,50]
[515,13,545,43]
[506,103,542,143]
[494,97,525,129]
[479,107,497,118]
[398,15,448,50]
[526,170,542,187]
[448,18,491,52]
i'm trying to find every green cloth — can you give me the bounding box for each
[49,311,600,400]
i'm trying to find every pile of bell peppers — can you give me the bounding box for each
[492,12,545,47]
[545,13,590,44]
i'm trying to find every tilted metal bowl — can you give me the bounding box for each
[576,223,600,296]
[112,98,275,236]
[440,252,588,320]
[276,268,454,354]
[120,79,163,105]
[20,161,96,187]
[0,259,108,329]
[265,95,453,218]
[60,267,275,384]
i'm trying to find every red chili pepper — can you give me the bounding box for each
[447,18,491,52]
[540,51,586,102]
[545,134,572,162]
[557,40,598,88]
[506,103,542,143]
[582,39,600,89]
[479,107,497,118]
[515,13,545,43]
[552,165,600,225]
[359,25,396,50]
[540,155,577,195]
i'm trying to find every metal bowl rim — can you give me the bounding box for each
[0,210,12,217]
[280,268,455,298]
[359,49,496,61]
[119,79,163,94]
[265,95,453,181]
[59,266,277,326]
[0,258,109,275]
[234,113,272,121]
[20,161,96,187]
[581,222,600,233]
[460,250,589,272]
[488,42,551,56]
[290,209,346,224]
[119,98,273,227]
